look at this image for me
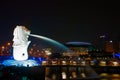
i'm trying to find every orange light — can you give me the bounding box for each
[2,46,5,49]
[7,42,11,46]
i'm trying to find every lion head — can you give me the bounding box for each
[13,25,31,46]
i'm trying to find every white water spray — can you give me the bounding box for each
[30,34,70,52]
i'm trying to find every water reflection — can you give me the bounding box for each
[100,73,120,80]
[44,65,99,80]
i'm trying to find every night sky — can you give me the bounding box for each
[0,0,120,44]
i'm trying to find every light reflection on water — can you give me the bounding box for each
[45,72,120,80]
[100,73,120,80]
[45,66,99,80]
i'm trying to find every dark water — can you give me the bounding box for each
[0,65,120,80]
[99,73,120,80]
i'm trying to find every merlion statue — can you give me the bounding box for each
[13,26,31,61]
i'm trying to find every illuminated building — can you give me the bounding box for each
[65,42,94,56]
[105,41,114,53]
[105,40,120,53]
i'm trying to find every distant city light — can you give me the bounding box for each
[7,42,11,46]
[99,35,106,38]
[1,46,5,49]
[109,40,113,43]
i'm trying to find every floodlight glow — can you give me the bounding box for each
[2,60,39,67]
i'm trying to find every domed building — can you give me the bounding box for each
[65,41,95,57]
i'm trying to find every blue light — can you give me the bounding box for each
[2,60,39,67]
[1,56,46,67]
[38,58,41,61]
[113,53,120,58]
